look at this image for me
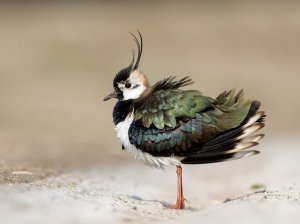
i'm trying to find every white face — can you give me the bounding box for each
[117,70,149,100]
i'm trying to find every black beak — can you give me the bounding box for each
[103,91,118,101]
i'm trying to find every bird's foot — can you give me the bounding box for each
[170,198,185,209]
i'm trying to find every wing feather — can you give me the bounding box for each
[129,82,264,159]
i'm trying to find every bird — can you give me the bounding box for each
[103,31,266,209]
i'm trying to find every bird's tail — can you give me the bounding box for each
[181,101,266,164]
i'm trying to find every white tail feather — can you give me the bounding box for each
[225,112,265,154]
[227,142,258,153]
[232,150,260,159]
[241,134,265,143]
[243,111,265,128]
[238,123,264,140]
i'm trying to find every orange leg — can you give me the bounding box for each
[171,165,185,209]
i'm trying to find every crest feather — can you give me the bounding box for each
[152,76,194,92]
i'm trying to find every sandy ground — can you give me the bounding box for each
[1,138,299,224]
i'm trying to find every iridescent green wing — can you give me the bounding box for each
[134,89,213,129]
[207,89,252,131]
[129,89,254,157]
[128,114,219,157]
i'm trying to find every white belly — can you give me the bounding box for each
[114,113,181,169]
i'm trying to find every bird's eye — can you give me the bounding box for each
[125,83,131,88]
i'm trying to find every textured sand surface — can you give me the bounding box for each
[1,139,299,224]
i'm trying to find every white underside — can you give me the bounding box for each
[114,112,181,169]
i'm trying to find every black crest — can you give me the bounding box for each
[129,30,143,70]
[113,31,143,89]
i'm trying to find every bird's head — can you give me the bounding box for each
[104,31,150,102]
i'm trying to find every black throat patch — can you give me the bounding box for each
[113,100,134,125]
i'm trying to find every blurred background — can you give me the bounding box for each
[0,0,299,175]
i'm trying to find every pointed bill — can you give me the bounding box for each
[103,91,118,101]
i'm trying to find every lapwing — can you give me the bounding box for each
[104,31,266,209]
